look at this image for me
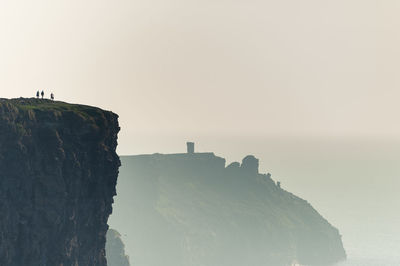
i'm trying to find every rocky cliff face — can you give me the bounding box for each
[111,151,346,266]
[0,98,120,266]
[106,229,130,266]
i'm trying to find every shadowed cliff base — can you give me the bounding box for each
[110,143,346,266]
[0,98,120,266]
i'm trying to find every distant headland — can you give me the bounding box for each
[112,142,347,266]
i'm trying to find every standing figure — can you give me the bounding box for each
[50,93,54,101]
[36,91,39,98]
[41,90,44,99]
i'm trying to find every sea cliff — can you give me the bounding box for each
[112,149,346,266]
[0,98,120,266]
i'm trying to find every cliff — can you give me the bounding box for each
[0,98,120,266]
[106,229,130,266]
[111,151,346,266]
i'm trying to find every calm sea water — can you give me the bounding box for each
[112,137,400,265]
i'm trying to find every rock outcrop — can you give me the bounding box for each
[0,98,120,266]
[106,229,130,266]
[240,155,259,174]
[111,151,346,266]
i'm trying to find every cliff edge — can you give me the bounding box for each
[0,98,120,266]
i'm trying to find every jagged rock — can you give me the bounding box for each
[106,229,130,266]
[0,98,120,266]
[226,161,240,170]
[241,155,259,174]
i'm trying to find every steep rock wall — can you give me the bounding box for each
[0,98,120,266]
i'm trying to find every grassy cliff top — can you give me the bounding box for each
[0,97,117,120]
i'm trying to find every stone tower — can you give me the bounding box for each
[187,142,195,154]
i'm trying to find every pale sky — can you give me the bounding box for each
[0,0,399,154]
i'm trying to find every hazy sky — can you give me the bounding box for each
[0,0,399,154]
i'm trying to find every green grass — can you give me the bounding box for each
[4,98,104,121]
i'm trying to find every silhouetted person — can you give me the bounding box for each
[41,90,44,99]
[36,91,39,98]
[51,93,54,101]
